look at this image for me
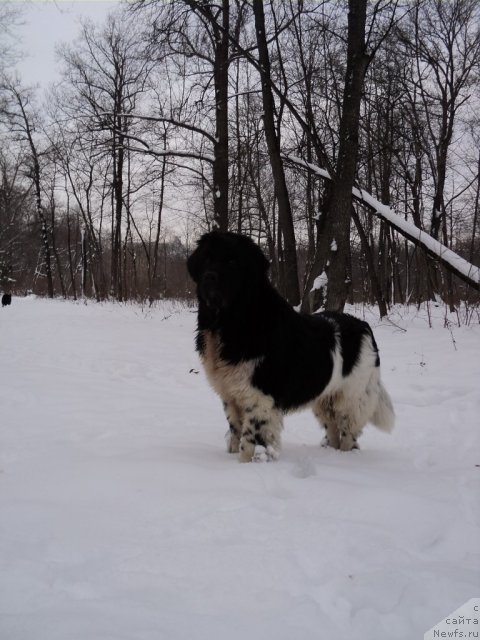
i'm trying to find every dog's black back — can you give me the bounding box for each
[188,232,377,411]
[2,293,12,307]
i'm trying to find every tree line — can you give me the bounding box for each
[1,0,479,313]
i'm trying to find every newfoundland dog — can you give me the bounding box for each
[187,231,394,462]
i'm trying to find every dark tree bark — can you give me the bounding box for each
[325,0,370,312]
[252,0,300,306]
[10,86,55,298]
[111,120,125,300]
[151,148,167,302]
[351,206,388,317]
[182,0,231,232]
[213,0,230,232]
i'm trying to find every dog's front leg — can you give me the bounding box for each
[239,403,283,463]
[223,400,243,454]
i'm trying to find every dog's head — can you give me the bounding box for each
[187,231,270,311]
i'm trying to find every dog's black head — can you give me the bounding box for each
[187,231,270,311]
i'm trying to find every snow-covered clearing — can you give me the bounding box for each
[1,297,479,640]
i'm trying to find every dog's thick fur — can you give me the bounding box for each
[187,231,394,462]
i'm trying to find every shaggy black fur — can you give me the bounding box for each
[187,231,393,460]
[2,293,12,307]
[188,232,377,411]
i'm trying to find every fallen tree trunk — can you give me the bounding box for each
[283,155,480,292]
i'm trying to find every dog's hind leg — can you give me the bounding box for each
[313,397,341,450]
[337,415,361,452]
[323,422,341,449]
[239,401,283,462]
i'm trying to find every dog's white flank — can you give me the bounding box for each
[313,333,395,452]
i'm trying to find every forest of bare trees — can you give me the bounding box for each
[1,0,479,315]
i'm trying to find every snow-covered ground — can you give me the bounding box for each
[1,297,479,640]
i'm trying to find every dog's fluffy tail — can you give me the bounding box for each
[371,381,395,432]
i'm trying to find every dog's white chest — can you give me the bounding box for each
[200,330,257,402]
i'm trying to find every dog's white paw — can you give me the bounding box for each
[252,445,280,462]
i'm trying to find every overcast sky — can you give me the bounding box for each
[16,0,120,88]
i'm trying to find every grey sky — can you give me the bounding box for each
[16,0,120,88]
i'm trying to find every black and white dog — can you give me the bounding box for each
[187,232,394,462]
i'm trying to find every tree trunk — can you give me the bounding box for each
[325,0,369,312]
[351,207,388,317]
[17,100,54,298]
[151,149,167,303]
[111,124,125,300]
[252,0,300,306]
[212,0,230,232]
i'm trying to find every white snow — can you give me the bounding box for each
[311,271,328,293]
[1,298,479,640]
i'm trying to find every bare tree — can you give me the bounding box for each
[58,14,153,299]
[0,149,32,293]
[1,79,55,297]
[397,0,480,303]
